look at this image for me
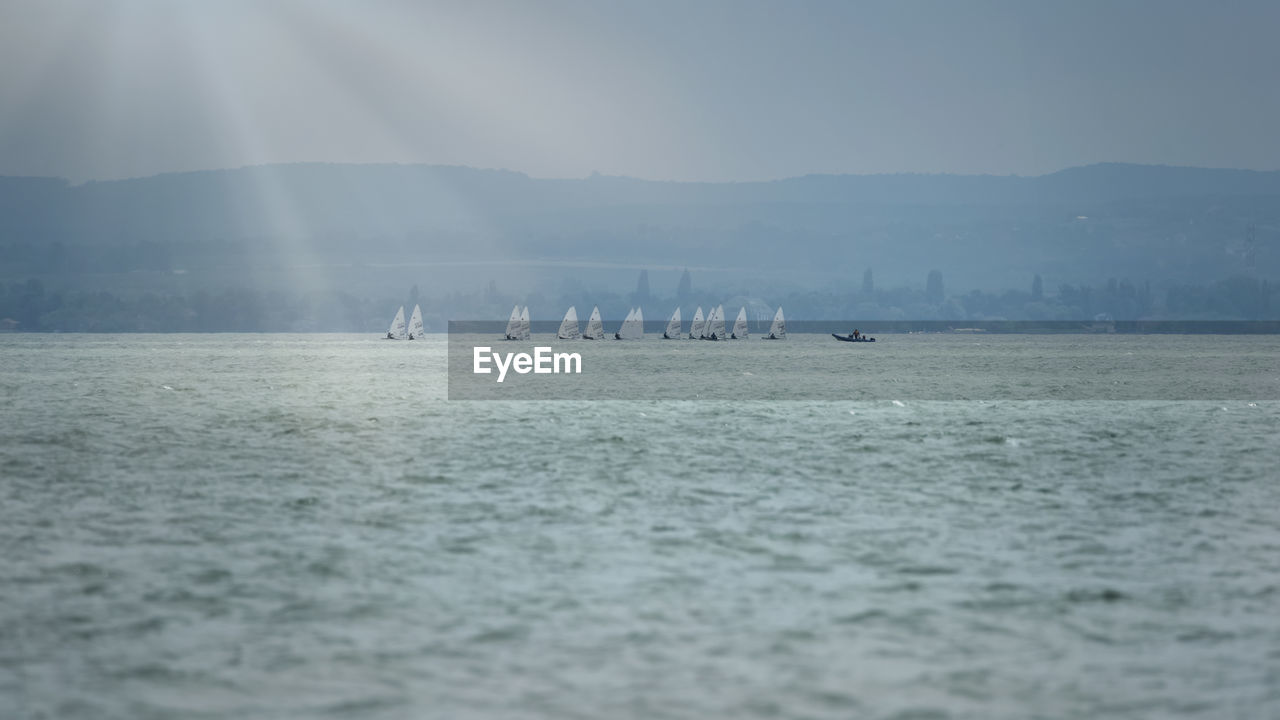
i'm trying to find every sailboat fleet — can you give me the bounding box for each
[496,304,786,341]
[504,305,531,340]
[385,304,426,340]
[614,308,644,340]
[384,302,795,341]
[701,305,727,340]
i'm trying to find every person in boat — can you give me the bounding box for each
[851,329,860,339]
[387,331,394,339]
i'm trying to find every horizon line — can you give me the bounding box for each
[6,159,1280,188]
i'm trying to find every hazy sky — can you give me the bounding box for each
[2,0,1278,182]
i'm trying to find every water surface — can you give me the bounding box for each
[2,334,1278,719]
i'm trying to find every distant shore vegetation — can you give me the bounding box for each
[1,271,1274,333]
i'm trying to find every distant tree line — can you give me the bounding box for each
[0,280,379,333]
[2,270,1276,332]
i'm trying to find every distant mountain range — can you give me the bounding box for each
[2,162,1277,296]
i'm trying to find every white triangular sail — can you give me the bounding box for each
[387,306,407,340]
[615,307,643,340]
[731,306,748,339]
[766,306,786,339]
[689,306,704,339]
[614,308,632,340]
[583,306,605,339]
[407,304,424,340]
[703,304,726,340]
[519,306,531,340]
[504,304,521,339]
[557,306,580,339]
[611,307,627,340]
[663,307,681,338]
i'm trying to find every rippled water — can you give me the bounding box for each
[2,334,1279,719]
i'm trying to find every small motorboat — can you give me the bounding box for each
[832,333,875,342]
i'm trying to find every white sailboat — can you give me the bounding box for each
[764,306,786,339]
[407,304,424,340]
[615,307,643,340]
[557,306,581,339]
[504,304,521,340]
[386,306,407,340]
[730,307,748,339]
[583,306,605,339]
[689,306,705,339]
[519,306,531,340]
[614,308,631,339]
[702,305,727,340]
[663,307,681,339]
